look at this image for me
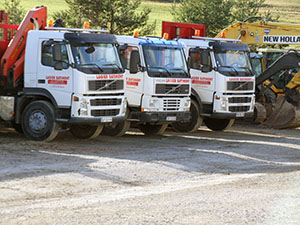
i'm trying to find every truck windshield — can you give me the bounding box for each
[215,50,253,76]
[70,43,123,74]
[143,46,189,78]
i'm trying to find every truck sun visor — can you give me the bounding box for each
[209,42,250,52]
[139,39,184,48]
[64,33,117,44]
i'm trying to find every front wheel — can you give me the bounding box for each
[203,118,235,131]
[70,124,103,139]
[138,123,168,135]
[171,100,202,132]
[102,120,131,137]
[22,100,59,141]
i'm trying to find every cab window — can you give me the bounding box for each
[189,48,203,70]
[41,41,69,69]
[119,46,139,70]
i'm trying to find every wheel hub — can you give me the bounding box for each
[29,110,47,132]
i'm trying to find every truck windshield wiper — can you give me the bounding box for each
[238,67,252,75]
[218,65,238,76]
[102,63,123,72]
[171,68,189,77]
[148,66,172,77]
[78,63,103,72]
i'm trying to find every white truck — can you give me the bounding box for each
[172,37,255,131]
[0,6,126,141]
[103,35,191,135]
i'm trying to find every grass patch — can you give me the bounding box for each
[1,0,300,35]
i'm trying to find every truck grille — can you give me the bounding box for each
[90,98,122,106]
[228,97,252,104]
[229,106,250,112]
[91,109,120,117]
[227,81,254,91]
[163,99,181,111]
[89,80,123,91]
[156,84,189,94]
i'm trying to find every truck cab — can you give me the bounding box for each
[1,26,127,141]
[174,37,255,131]
[110,35,191,135]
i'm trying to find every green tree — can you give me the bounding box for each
[54,0,156,35]
[233,0,279,22]
[172,0,277,37]
[233,0,265,21]
[172,0,235,37]
[3,0,25,24]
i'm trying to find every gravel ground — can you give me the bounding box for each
[0,122,300,225]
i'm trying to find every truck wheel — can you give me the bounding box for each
[102,120,131,137]
[203,118,235,131]
[22,101,59,141]
[138,123,168,135]
[171,100,202,132]
[69,124,103,139]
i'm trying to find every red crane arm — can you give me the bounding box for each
[0,6,47,88]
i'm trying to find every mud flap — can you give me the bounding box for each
[263,96,300,128]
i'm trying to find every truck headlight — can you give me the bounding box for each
[221,97,227,109]
[79,99,88,116]
[149,99,158,107]
[185,99,191,107]
[122,98,127,114]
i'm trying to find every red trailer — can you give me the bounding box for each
[162,21,205,40]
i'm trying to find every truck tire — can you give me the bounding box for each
[69,124,103,139]
[171,99,202,132]
[102,120,131,137]
[138,123,168,135]
[203,118,235,131]
[22,100,59,141]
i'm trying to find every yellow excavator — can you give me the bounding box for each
[255,50,300,128]
[216,18,300,128]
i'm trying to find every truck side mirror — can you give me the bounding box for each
[187,56,192,69]
[129,50,140,74]
[53,44,62,62]
[52,44,64,70]
[200,50,212,72]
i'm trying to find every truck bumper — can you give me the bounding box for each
[207,111,254,119]
[58,114,125,125]
[129,111,191,123]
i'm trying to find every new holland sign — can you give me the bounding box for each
[263,35,300,44]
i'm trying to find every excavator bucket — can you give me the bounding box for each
[263,96,300,128]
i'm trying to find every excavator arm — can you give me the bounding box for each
[0,6,47,89]
[216,19,300,45]
[253,50,300,128]
[256,50,300,86]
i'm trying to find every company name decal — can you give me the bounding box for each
[46,76,70,85]
[126,78,141,86]
[192,76,213,85]
[166,79,189,83]
[263,35,300,44]
[96,74,124,79]
[229,77,253,81]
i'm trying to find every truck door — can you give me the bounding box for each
[37,39,73,107]
[120,45,144,107]
[189,47,215,103]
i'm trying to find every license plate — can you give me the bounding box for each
[236,112,245,117]
[100,117,113,123]
[166,116,176,121]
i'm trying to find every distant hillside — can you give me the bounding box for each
[1,0,300,35]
